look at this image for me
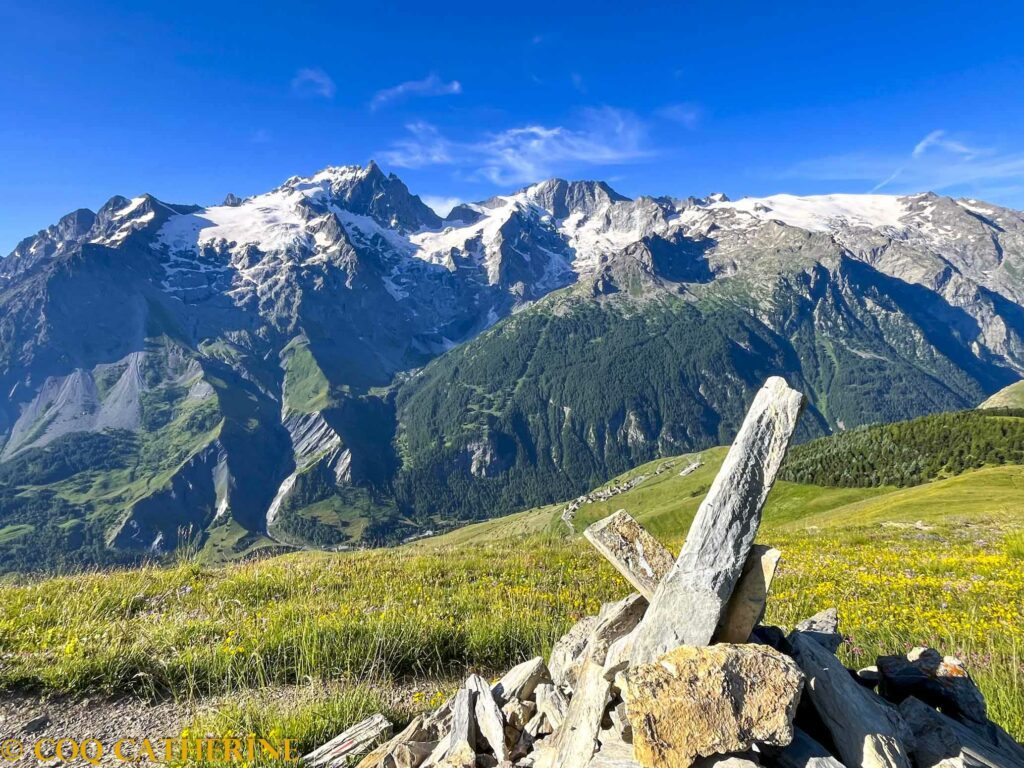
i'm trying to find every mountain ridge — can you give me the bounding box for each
[2,161,1023,568]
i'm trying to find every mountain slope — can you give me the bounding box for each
[982,380,1024,409]
[2,163,1024,567]
[411,407,1024,551]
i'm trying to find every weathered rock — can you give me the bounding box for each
[549,615,598,691]
[356,715,433,768]
[538,593,650,768]
[608,701,632,744]
[623,643,804,768]
[691,757,761,768]
[763,727,847,768]
[898,697,967,768]
[588,593,648,665]
[714,544,782,643]
[424,689,476,768]
[899,695,1024,768]
[305,714,394,768]
[502,698,536,749]
[631,377,804,663]
[794,609,843,654]
[583,509,674,600]
[535,683,569,731]
[385,741,438,768]
[594,726,641,766]
[788,631,912,768]
[512,712,547,760]
[877,648,988,727]
[493,657,551,706]
[502,698,536,730]
[466,673,510,763]
[587,741,642,768]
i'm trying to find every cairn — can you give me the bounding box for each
[305,378,1024,768]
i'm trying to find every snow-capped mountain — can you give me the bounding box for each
[2,162,1023,565]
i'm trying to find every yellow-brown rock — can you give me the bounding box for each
[624,643,804,768]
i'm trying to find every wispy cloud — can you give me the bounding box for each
[785,130,1024,201]
[656,102,702,129]
[291,68,336,99]
[370,74,462,111]
[912,130,982,160]
[380,107,649,185]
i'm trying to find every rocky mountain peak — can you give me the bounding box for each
[280,162,441,232]
[520,178,630,219]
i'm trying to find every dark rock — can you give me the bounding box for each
[877,648,987,727]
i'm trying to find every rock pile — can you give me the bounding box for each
[305,378,1024,768]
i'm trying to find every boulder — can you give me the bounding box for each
[714,545,782,644]
[583,509,675,599]
[877,648,987,727]
[622,643,804,768]
[549,615,598,691]
[305,714,394,768]
[356,715,434,768]
[897,697,966,768]
[538,595,648,768]
[493,657,551,706]
[794,608,842,654]
[897,695,1024,768]
[788,631,912,768]
[763,727,847,768]
[466,673,510,763]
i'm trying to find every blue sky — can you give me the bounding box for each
[1,0,1023,253]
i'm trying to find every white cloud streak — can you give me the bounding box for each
[785,130,1024,201]
[291,68,336,99]
[370,74,462,111]
[656,102,702,129]
[380,107,649,185]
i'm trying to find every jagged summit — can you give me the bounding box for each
[518,178,630,218]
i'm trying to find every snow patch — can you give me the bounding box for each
[708,194,910,232]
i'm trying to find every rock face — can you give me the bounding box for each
[622,644,804,768]
[630,377,804,663]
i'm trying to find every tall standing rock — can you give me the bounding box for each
[631,377,804,663]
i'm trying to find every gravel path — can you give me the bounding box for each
[0,691,190,765]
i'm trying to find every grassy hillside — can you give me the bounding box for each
[781,409,1024,488]
[1,409,1022,761]
[982,380,1024,409]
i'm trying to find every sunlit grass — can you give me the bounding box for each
[1,521,1021,759]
